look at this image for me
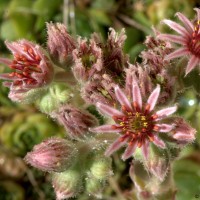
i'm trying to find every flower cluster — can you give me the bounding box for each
[0,7,198,200]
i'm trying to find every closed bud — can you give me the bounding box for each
[90,158,112,180]
[52,105,98,140]
[52,169,82,200]
[172,117,196,144]
[38,83,73,114]
[85,178,105,199]
[25,138,77,172]
[147,156,169,182]
[47,22,76,67]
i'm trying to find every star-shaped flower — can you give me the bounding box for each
[158,8,200,76]
[91,83,177,160]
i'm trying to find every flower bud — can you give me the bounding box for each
[90,158,112,180]
[147,156,169,182]
[172,117,196,144]
[25,138,77,172]
[38,83,73,114]
[52,105,98,140]
[52,169,82,200]
[47,22,76,67]
[85,178,105,199]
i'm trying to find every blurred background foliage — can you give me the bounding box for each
[0,0,200,199]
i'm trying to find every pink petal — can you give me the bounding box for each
[194,8,200,22]
[165,47,189,60]
[0,58,12,65]
[173,133,195,141]
[147,85,160,112]
[175,12,194,33]
[157,124,174,132]
[114,86,132,110]
[89,125,121,133]
[105,137,128,156]
[96,102,124,117]
[158,34,186,45]
[185,55,199,76]
[152,135,166,149]
[156,106,177,120]
[0,73,17,80]
[162,19,190,37]
[142,140,150,160]
[132,82,142,109]
[121,141,137,160]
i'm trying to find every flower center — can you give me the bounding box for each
[112,105,158,147]
[129,112,149,132]
[9,44,42,86]
[188,20,200,57]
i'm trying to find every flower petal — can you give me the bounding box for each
[132,82,142,110]
[152,135,166,149]
[165,47,189,60]
[175,12,194,33]
[194,8,200,22]
[173,133,195,141]
[157,34,186,45]
[185,55,199,76]
[89,125,121,133]
[114,86,132,110]
[0,58,12,65]
[142,140,150,160]
[121,141,137,160]
[156,106,177,120]
[157,123,174,132]
[105,137,128,156]
[96,102,124,117]
[147,85,160,112]
[162,19,190,37]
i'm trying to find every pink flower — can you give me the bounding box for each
[0,40,54,101]
[158,8,200,76]
[90,83,177,160]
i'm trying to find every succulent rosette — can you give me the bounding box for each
[0,40,54,102]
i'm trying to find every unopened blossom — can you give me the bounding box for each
[172,117,196,144]
[52,169,82,200]
[52,105,98,140]
[91,83,177,160]
[158,8,200,75]
[0,40,54,101]
[47,22,76,66]
[25,138,77,172]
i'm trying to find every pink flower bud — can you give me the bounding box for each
[52,105,98,140]
[172,118,196,144]
[0,40,54,102]
[47,23,76,66]
[25,138,77,172]
[147,157,169,181]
